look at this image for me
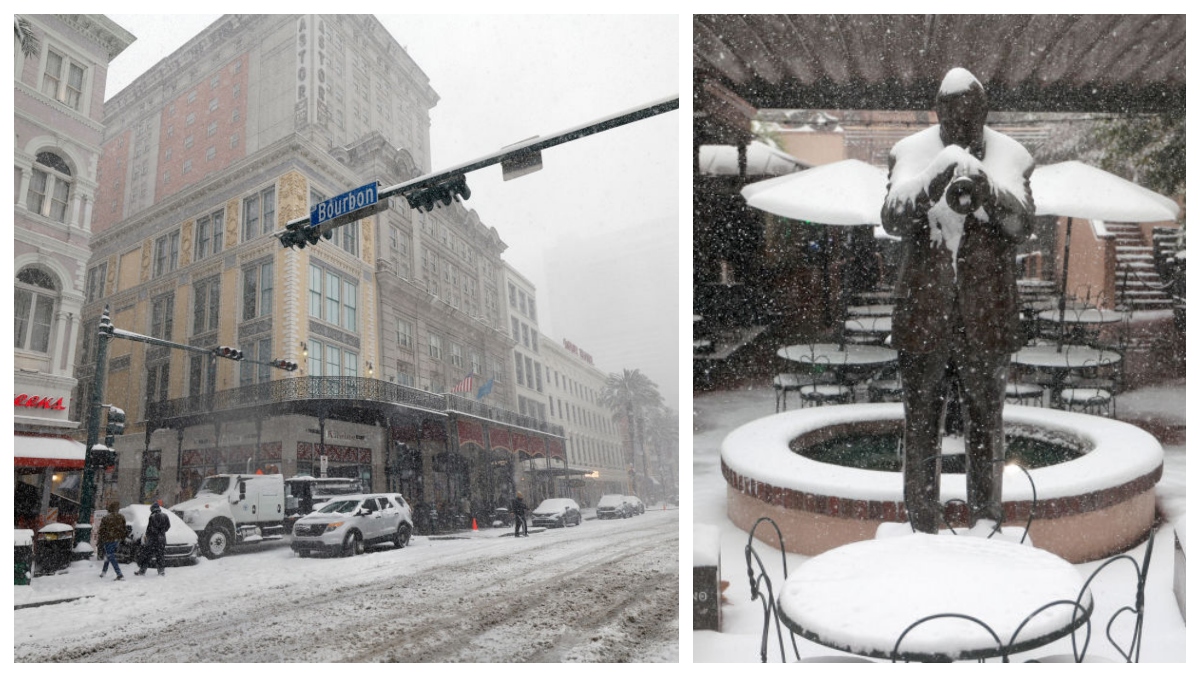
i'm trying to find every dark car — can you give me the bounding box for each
[596,494,632,519]
[530,498,582,528]
[624,495,646,515]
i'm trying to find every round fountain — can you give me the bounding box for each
[722,403,1162,563]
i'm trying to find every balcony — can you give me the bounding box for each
[146,376,563,438]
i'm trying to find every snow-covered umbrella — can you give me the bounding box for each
[740,159,887,226]
[1031,161,1181,348]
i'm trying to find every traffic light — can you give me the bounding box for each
[270,358,299,372]
[214,346,245,360]
[404,175,471,213]
[103,405,126,449]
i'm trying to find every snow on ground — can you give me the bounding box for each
[14,508,679,662]
[692,383,1185,662]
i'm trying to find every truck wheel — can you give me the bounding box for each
[342,531,363,557]
[394,524,412,549]
[202,525,231,560]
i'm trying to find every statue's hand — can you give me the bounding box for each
[927,163,957,203]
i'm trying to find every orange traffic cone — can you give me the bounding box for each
[472,518,478,531]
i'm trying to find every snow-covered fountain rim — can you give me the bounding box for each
[721,403,1162,503]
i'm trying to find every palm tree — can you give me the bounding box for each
[15,16,40,59]
[599,369,663,496]
[645,406,679,503]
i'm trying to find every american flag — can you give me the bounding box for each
[450,372,476,394]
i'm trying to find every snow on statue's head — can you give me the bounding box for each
[935,68,988,152]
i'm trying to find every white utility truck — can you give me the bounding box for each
[170,474,285,559]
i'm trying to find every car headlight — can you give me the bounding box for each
[325,521,344,531]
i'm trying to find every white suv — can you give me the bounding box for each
[291,493,414,557]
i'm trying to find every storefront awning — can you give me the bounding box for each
[15,435,86,470]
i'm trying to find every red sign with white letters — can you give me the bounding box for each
[14,394,68,411]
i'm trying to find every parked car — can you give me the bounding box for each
[624,495,645,515]
[290,493,414,558]
[530,498,582,528]
[596,494,633,519]
[117,504,200,566]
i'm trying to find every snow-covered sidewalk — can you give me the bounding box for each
[692,382,1185,662]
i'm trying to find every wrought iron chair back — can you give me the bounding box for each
[1026,527,1156,662]
[744,516,799,662]
[1007,598,1092,660]
[891,612,1007,662]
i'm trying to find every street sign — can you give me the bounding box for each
[310,182,385,231]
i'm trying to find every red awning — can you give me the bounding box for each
[15,434,86,470]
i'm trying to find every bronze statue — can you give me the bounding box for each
[881,68,1035,533]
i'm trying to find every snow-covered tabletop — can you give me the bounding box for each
[777,343,897,367]
[1037,308,1125,324]
[1011,344,1122,369]
[777,533,1090,661]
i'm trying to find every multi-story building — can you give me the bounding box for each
[76,14,562,530]
[14,14,135,529]
[541,336,627,506]
[503,264,548,421]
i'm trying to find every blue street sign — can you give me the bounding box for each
[310,182,381,229]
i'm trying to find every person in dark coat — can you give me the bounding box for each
[511,492,529,538]
[881,67,1035,533]
[97,501,126,580]
[136,502,171,575]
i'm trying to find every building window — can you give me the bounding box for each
[535,363,543,392]
[397,318,413,350]
[521,323,530,348]
[308,264,322,319]
[489,355,503,382]
[85,263,107,303]
[325,221,360,257]
[396,360,415,387]
[308,340,323,376]
[470,350,482,374]
[511,317,520,342]
[342,279,357,332]
[240,338,273,386]
[519,291,527,316]
[186,112,196,126]
[206,147,216,161]
[242,185,276,241]
[525,356,534,391]
[192,277,220,334]
[14,268,58,353]
[345,352,358,378]
[146,363,170,408]
[515,350,524,386]
[150,293,175,340]
[449,342,464,368]
[428,333,443,360]
[153,231,180,278]
[531,332,539,353]
[41,49,86,109]
[209,97,219,112]
[194,209,224,261]
[242,260,273,321]
[27,152,73,223]
[508,282,517,307]
[325,271,340,325]
[325,344,341,377]
[188,354,217,397]
[183,159,192,174]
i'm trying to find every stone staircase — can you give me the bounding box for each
[1108,223,1174,310]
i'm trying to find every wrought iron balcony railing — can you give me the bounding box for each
[146,376,564,438]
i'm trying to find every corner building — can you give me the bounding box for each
[78,15,564,531]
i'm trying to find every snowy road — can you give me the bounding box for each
[14,509,679,662]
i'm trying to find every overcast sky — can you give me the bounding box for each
[103,14,681,409]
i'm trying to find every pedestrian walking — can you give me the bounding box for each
[136,502,171,576]
[512,492,529,538]
[97,501,126,580]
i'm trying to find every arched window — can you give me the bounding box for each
[27,152,73,223]
[15,266,58,353]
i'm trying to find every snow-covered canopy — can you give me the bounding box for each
[741,159,887,225]
[1031,161,1180,222]
[15,435,86,469]
[698,141,808,177]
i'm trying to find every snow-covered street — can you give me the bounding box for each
[15,508,679,662]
